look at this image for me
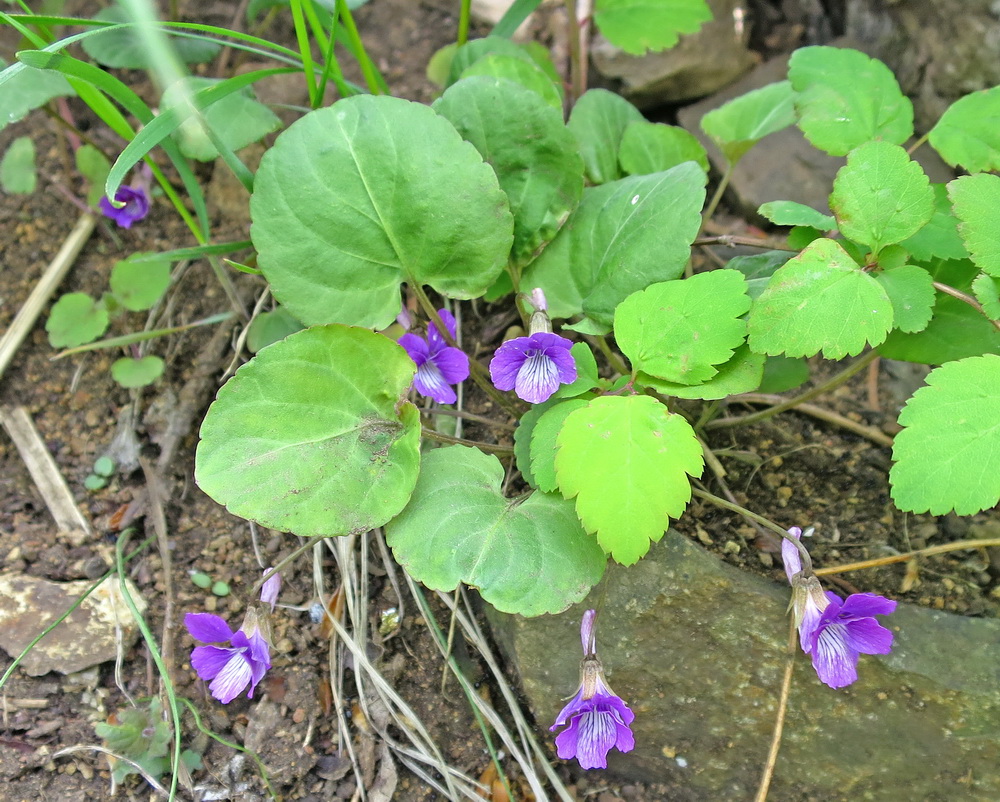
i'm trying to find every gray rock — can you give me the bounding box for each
[0,572,146,676]
[844,0,1000,131]
[491,531,1000,799]
[591,0,757,107]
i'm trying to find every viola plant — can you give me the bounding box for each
[5,0,1000,788]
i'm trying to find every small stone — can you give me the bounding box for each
[276,638,294,654]
[204,595,218,612]
[723,540,741,555]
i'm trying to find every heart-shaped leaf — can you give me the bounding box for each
[81,5,221,68]
[636,344,764,399]
[521,161,707,325]
[385,446,606,616]
[434,77,583,268]
[567,88,644,185]
[110,256,171,311]
[46,292,109,348]
[111,355,164,388]
[251,95,513,328]
[874,264,935,334]
[700,81,796,163]
[619,120,709,174]
[196,325,421,537]
[593,0,712,55]
[555,395,703,565]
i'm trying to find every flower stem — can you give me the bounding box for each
[705,349,881,431]
[457,0,472,46]
[585,333,630,377]
[421,428,513,455]
[754,617,797,802]
[702,160,735,226]
[691,487,813,572]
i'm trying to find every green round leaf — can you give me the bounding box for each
[162,77,280,162]
[110,256,171,311]
[46,293,109,348]
[447,36,537,85]
[196,325,421,537]
[552,342,600,399]
[593,0,712,55]
[891,354,1000,514]
[211,581,230,597]
[459,54,563,110]
[700,81,797,163]
[522,161,707,325]
[948,173,1000,279]
[619,121,709,174]
[567,89,645,185]
[111,355,165,388]
[874,264,935,334]
[758,354,810,394]
[76,144,112,207]
[512,400,555,489]
[555,395,703,565]
[81,6,221,68]
[1,136,36,194]
[615,269,750,384]
[789,46,913,156]
[385,446,606,616]
[830,141,934,255]
[190,572,212,589]
[928,87,1000,173]
[0,57,73,132]
[246,307,305,353]
[434,77,583,268]
[93,456,116,477]
[84,474,107,491]
[747,238,893,358]
[250,96,513,328]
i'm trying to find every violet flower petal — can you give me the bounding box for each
[836,592,897,619]
[432,346,470,384]
[413,360,457,404]
[810,622,861,688]
[428,308,458,351]
[185,612,235,643]
[208,654,253,703]
[781,526,803,581]
[843,617,895,654]
[190,645,236,681]
[99,186,150,228]
[398,333,430,364]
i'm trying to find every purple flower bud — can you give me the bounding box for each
[550,609,634,769]
[185,607,271,704]
[489,332,577,404]
[398,308,470,405]
[99,186,150,229]
[260,569,281,611]
[782,526,896,688]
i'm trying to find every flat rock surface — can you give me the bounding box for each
[0,572,145,676]
[493,531,1000,800]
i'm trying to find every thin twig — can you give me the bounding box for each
[815,538,1000,576]
[754,617,797,802]
[706,350,881,431]
[0,406,92,539]
[692,234,797,251]
[0,212,96,380]
[421,429,513,454]
[715,393,894,447]
[421,407,516,431]
[932,280,1000,332]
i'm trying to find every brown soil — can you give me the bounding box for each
[1,2,996,802]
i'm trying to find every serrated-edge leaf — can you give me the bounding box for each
[700,80,796,163]
[529,399,591,492]
[554,395,703,565]
[928,87,1000,173]
[948,173,1000,279]
[593,0,712,56]
[757,200,835,230]
[874,264,935,334]
[972,273,1000,321]
[891,354,1000,514]
[789,46,913,156]
[636,344,764,399]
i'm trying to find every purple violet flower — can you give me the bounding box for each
[398,309,469,404]
[550,609,635,769]
[782,526,897,689]
[185,609,271,704]
[490,332,577,404]
[99,186,150,229]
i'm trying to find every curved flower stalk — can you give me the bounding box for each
[489,288,577,404]
[550,609,635,769]
[398,308,470,404]
[185,605,272,703]
[782,527,897,688]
